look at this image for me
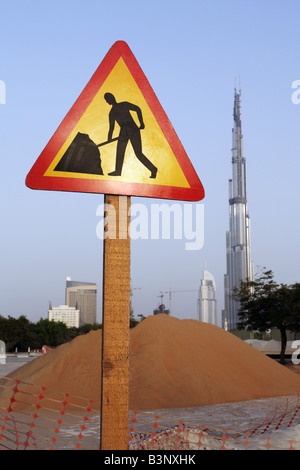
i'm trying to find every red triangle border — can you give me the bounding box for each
[25,41,205,202]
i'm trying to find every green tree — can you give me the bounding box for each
[0,315,33,352]
[0,314,102,351]
[130,313,146,328]
[33,318,71,347]
[76,323,102,335]
[233,269,300,364]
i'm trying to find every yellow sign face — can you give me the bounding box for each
[26,41,205,201]
[45,58,189,188]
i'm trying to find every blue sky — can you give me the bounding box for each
[0,0,299,325]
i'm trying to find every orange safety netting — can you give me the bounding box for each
[128,397,300,450]
[0,377,99,450]
[1,377,300,450]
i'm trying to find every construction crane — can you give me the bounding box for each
[159,289,198,315]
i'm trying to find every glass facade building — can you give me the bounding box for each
[198,269,217,325]
[65,278,97,325]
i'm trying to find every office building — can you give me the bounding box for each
[198,268,217,325]
[48,305,80,328]
[65,277,97,325]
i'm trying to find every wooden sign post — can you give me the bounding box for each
[100,194,131,450]
[25,41,205,451]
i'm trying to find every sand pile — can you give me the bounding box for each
[4,314,300,410]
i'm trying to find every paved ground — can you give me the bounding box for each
[0,355,38,376]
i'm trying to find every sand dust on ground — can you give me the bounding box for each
[2,314,300,411]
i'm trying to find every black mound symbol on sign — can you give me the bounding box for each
[54,132,104,175]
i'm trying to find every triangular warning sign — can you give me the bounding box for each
[26,41,205,202]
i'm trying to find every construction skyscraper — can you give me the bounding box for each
[223,88,253,330]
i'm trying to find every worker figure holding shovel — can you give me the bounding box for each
[104,93,157,178]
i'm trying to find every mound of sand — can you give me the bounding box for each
[4,314,300,410]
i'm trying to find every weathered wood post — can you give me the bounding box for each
[100,194,131,450]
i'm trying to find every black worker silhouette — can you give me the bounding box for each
[104,93,157,178]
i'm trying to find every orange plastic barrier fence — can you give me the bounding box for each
[0,377,99,450]
[1,377,300,450]
[128,404,300,450]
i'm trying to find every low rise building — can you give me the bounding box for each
[48,305,80,328]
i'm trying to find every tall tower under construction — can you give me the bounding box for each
[223,88,253,330]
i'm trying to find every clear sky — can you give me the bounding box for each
[0,0,299,325]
